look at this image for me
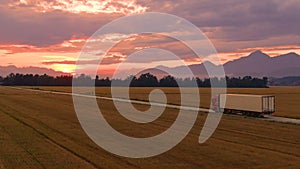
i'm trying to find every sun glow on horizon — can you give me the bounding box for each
[51,64,75,74]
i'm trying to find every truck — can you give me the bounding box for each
[212,94,275,117]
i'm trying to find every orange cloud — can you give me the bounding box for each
[9,0,148,15]
[184,58,203,63]
[0,36,87,54]
[106,33,199,63]
[238,46,300,57]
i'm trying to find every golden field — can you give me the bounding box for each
[29,86,300,119]
[0,86,299,168]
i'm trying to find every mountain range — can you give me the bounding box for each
[1,51,299,78]
[0,65,68,77]
[224,50,300,77]
[141,51,300,78]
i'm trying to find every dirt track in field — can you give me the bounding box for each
[264,116,300,124]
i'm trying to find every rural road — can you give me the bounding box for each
[263,116,300,125]
[8,87,300,125]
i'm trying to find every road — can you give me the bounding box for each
[263,116,300,125]
[9,87,300,125]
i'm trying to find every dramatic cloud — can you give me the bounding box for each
[0,37,86,54]
[40,34,199,66]
[0,2,122,46]
[9,0,148,15]
[1,0,300,51]
[137,0,300,49]
[107,33,200,62]
[1,0,300,74]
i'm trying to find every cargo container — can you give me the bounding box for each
[212,94,275,117]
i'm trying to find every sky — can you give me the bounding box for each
[0,0,300,75]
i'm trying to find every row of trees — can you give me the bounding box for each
[0,74,72,86]
[0,73,268,88]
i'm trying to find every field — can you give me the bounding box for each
[0,86,299,168]
[26,86,300,119]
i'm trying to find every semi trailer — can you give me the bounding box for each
[212,94,275,117]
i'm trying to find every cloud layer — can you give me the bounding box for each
[1,0,300,74]
[1,0,299,50]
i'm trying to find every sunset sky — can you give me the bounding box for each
[1,0,300,75]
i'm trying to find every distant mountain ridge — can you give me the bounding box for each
[0,65,68,77]
[1,51,299,78]
[270,76,300,86]
[141,51,300,78]
[224,51,300,77]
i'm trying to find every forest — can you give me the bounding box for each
[0,73,269,88]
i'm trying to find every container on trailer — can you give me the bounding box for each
[219,94,275,114]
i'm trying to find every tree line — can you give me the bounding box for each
[0,73,268,88]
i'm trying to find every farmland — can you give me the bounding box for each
[25,86,300,119]
[0,86,299,168]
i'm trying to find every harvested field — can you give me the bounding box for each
[0,87,299,168]
[27,86,300,119]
